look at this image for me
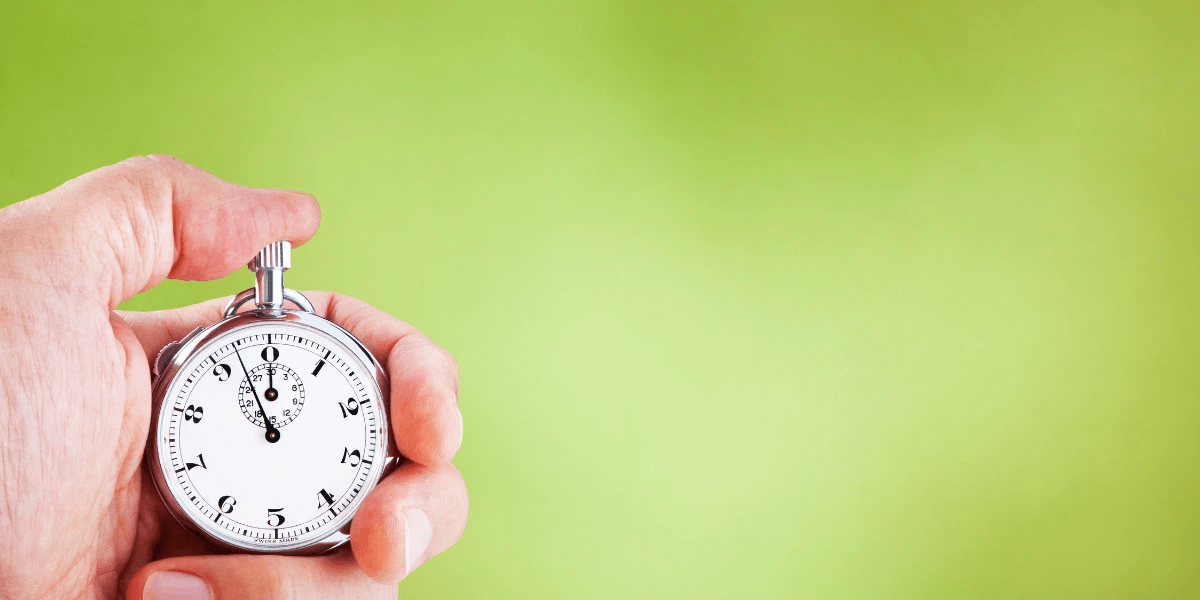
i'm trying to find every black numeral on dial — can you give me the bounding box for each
[318,488,335,510]
[341,448,361,467]
[213,364,231,381]
[218,495,236,513]
[267,508,286,527]
[261,346,279,362]
[183,405,204,423]
[339,398,359,418]
[313,350,331,376]
[185,453,207,471]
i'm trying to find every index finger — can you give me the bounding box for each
[0,154,320,309]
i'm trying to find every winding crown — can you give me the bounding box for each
[249,241,291,272]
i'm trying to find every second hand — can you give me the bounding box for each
[233,342,280,443]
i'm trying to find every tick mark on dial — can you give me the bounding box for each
[313,350,331,377]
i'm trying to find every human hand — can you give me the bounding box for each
[0,156,467,599]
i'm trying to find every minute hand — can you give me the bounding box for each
[233,343,280,443]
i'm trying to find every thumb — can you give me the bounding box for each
[0,155,320,309]
[126,552,397,600]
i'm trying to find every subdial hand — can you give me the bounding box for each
[233,343,280,443]
[265,365,278,401]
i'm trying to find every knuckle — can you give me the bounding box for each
[109,155,187,189]
[103,157,173,208]
[114,154,158,170]
[70,156,180,302]
[410,376,455,408]
[144,153,181,164]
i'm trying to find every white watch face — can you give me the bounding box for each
[154,320,387,552]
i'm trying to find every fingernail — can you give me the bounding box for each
[404,507,433,575]
[143,571,212,600]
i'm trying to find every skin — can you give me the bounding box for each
[0,155,468,599]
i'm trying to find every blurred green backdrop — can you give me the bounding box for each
[3,1,1199,598]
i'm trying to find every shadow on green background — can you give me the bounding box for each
[3,1,1199,597]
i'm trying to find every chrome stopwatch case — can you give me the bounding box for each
[147,242,398,554]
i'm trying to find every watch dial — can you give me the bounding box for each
[155,321,386,551]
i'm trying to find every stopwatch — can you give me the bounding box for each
[147,242,397,554]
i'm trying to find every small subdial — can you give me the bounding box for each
[238,363,305,428]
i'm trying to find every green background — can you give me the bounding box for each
[3,1,1199,597]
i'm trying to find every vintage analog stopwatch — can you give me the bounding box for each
[148,242,397,554]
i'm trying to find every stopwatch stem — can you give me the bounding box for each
[249,242,291,313]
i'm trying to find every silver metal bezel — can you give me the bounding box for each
[147,308,398,555]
